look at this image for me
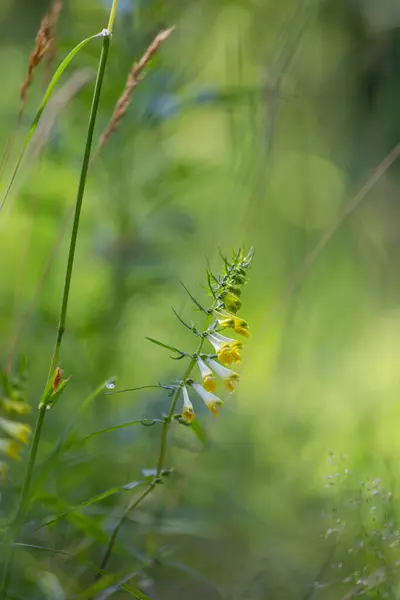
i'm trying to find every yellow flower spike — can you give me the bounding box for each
[196,357,217,393]
[0,418,31,445]
[191,382,223,417]
[205,358,240,393]
[181,386,195,423]
[0,438,22,461]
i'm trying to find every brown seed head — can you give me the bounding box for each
[20,0,64,113]
[95,26,175,157]
[52,367,63,394]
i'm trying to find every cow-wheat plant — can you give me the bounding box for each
[96,247,254,577]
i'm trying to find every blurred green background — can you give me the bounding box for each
[2,0,400,598]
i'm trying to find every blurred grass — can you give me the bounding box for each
[2,0,400,598]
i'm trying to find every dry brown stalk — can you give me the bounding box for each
[20,16,53,113]
[95,26,175,157]
[0,1,64,187]
[20,0,63,114]
[45,0,64,75]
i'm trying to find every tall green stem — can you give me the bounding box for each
[48,34,110,377]
[0,2,118,594]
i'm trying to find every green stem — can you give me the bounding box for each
[0,5,117,593]
[107,0,119,33]
[48,33,111,377]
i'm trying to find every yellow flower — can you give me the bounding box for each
[208,332,243,366]
[0,438,22,461]
[0,418,31,445]
[181,386,195,423]
[196,357,216,393]
[215,312,249,337]
[0,398,31,415]
[191,382,223,417]
[206,358,240,393]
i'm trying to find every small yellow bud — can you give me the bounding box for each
[0,398,31,415]
[0,418,31,445]
[181,386,195,423]
[220,291,241,314]
[0,438,22,461]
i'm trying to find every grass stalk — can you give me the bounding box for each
[48,32,110,377]
[0,2,119,595]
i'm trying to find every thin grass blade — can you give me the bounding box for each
[0,31,104,213]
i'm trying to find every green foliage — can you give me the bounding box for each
[1,0,400,598]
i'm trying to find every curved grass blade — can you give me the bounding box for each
[13,543,105,576]
[39,480,145,529]
[73,418,163,446]
[0,30,105,213]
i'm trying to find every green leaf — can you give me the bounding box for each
[171,306,196,332]
[77,573,118,600]
[145,337,184,355]
[93,570,152,600]
[0,31,104,213]
[190,419,207,445]
[73,419,163,446]
[40,480,145,528]
[124,588,151,600]
[109,385,161,395]
[180,283,208,314]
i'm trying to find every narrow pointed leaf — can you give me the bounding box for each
[171,307,195,332]
[109,385,161,395]
[146,337,184,355]
[75,419,163,445]
[0,31,104,213]
[180,283,208,314]
[40,480,145,528]
[190,419,207,445]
